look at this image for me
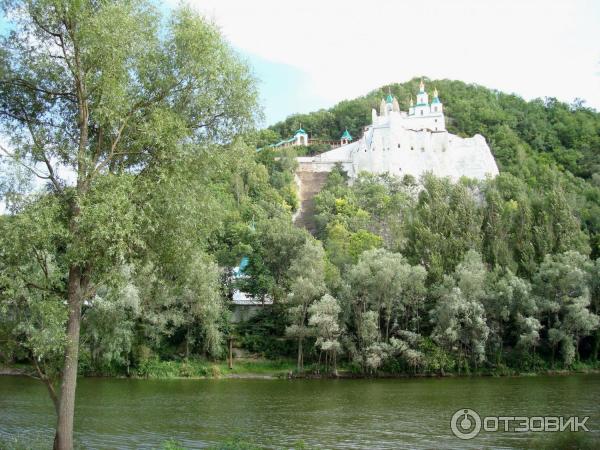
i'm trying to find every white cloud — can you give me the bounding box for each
[183,0,600,110]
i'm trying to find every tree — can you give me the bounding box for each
[590,258,600,360]
[483,269,540,362]
[345,248,404,341]
[244,217,309,303]
[406,175,482,283]
[533,251,599,364]
[285,238,327,372]
[178,253,224,359]
[431,251,490,370]
[80,267,139,375]
[341,248,426,373]
[0,1,257,448]
[308,294,342,374]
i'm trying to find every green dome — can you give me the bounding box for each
[341,129,353,141]
[294,128,307,135]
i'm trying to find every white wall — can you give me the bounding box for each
[298,109,498,181]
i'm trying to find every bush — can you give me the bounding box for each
[236,307,296,359]
[421,338,456,374]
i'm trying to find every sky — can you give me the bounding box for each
[179,0,600,125]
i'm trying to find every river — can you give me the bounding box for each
[1,374,599,449]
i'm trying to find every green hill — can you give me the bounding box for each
[263,77,600,257]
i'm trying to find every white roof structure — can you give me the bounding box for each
[232,289,273,306]
[230,257,273,306]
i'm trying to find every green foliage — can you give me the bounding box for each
[431,251,490,367]
[162,440,187,450]
[0,4,264,443]
[533,251,599,364]
[308,161,599,373]
[270,77,600,258]
[236,307,296,359]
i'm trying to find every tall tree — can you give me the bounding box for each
[0,1,257,448]
[308,293,342,374]
[285,237,327,372]
[431,251,490,370]
[533,251,599,364]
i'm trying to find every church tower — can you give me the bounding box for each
[431,87,443,114]
[414,80,430,116]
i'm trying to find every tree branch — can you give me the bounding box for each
[0,78,76,101]
[31,353,59,415]
[1,104,66,195]
[0,143,56,183]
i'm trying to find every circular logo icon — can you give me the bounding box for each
[451,408,481,440]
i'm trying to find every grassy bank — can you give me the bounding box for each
[91,357,600,380]
[3,359,600,380]
[131,358,296,379]
[138,358,600,380]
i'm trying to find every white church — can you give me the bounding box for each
[294,81,499,181]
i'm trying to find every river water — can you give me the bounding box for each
[1,374,599,449]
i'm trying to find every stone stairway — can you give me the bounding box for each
[293,170,329,234]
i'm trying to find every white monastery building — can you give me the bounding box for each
[294,81,499,181]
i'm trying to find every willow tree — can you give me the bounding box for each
[0,1,258,448]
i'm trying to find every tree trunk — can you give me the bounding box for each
[228,337,233,370]
[333,351,337,376]
[385,317,390,343]
[297,337,303,373]
[54,266,86,450]
[185,327,190,360]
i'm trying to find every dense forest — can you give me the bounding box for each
[1,0,600,443]
[3,75,600,381]
[244,78,600,374]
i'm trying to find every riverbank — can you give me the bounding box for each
[3,359,600,380]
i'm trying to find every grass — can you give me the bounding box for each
[135,357,296,379]
[216,359,295,375]
[7,357,600,380]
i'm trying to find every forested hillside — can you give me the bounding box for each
[263,78,600,258]
[2,69,600,396]
[238,78,600,374]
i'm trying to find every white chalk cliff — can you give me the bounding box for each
[296,81,499,181]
